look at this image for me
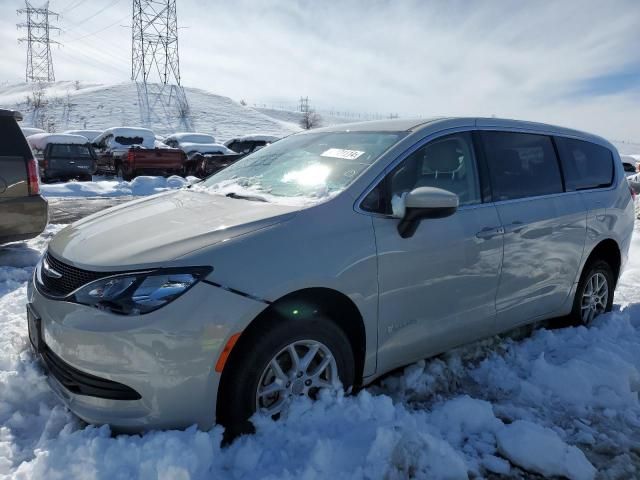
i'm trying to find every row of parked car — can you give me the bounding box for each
[22,126,280,183]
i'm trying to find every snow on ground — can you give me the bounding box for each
[40,175,198,198]
[1,226,640,478]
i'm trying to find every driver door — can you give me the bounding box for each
[368,132,504,374]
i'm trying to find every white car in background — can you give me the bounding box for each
[164,132,216,150]
[180,142,234,158]
[63,130,103,143]
[20,127,46,137]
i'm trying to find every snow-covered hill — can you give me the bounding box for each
[1,81,637,156]
[255,107,356,130]
[0,82,300,142]
[614,141,640,156]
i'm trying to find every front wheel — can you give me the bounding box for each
[570,259,614,325]
[217,315,355,439]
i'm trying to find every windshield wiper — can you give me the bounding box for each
[225,192,268,202]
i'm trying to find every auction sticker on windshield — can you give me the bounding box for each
[320,148,365,160]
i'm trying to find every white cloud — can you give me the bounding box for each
[1,0,639,141]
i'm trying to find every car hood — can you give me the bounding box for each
[48,189,300,270]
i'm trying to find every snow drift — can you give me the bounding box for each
[40,175,197,198]
[1,228,640,477]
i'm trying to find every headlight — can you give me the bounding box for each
[71,267,211,316]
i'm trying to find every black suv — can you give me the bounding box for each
[37,141,97,182]
[0,110,48,244]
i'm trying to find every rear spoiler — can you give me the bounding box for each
[0,109,23,121]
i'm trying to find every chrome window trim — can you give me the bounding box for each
[354,125,621,218]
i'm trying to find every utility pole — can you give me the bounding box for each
[17,1,60,82]
[299,96,309,114]
[131,0,192,132]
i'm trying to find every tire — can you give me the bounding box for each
[217,315,355,440]
[570,259,614,325]
[116,164,133,181]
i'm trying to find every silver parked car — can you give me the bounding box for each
[27,118,634,434]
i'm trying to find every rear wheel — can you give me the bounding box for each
[570,259,614,325]
[116,164,133,181]
[217,315,355,440]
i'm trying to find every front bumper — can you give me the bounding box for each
[28,276,266,431]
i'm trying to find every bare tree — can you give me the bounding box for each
[300,109,322,130]
[29,83,54,131]
[31,82,47,109]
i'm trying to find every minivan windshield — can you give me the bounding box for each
[199,131,403,203]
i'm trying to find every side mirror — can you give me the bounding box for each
[397,187,458,238]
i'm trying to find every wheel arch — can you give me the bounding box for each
[582,238,621,286]
[219,287,367,391]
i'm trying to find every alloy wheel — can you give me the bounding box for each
[580,272,609,324]
[255,339,338,417]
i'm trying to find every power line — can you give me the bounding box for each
[58,43,129,77]
[17,1,60,82]
[61,0,124,36]
[59,0,88,15]
[65,14,129,43]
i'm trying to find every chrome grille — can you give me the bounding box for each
[39,252,111,297]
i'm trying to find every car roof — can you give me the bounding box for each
[310,118,444,133]
[0,109,23,121]
[308,116,614,149]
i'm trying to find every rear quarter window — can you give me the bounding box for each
[0,117,32,158]
[555,137,614,191]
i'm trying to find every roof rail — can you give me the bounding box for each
[0,109,23,121]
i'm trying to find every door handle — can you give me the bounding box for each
[503,221,524,234]
[476,226,504,239]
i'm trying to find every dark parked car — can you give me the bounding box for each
[224,135,279,158]
[27,134,97,182]
[185,152,240,178]
[0,110,47,244]
[621,156,638,177]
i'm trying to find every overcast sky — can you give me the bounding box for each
[1,0,639,141]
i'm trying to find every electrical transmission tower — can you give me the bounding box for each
[131,0,192,132]
[299,96,309,114]
[17,1,60,83]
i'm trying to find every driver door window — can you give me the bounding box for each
[389,132,481,212]
[362,132,481,214]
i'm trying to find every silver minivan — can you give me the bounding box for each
[27,118,634,434]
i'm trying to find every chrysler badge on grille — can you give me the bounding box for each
[42,257,63,279]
